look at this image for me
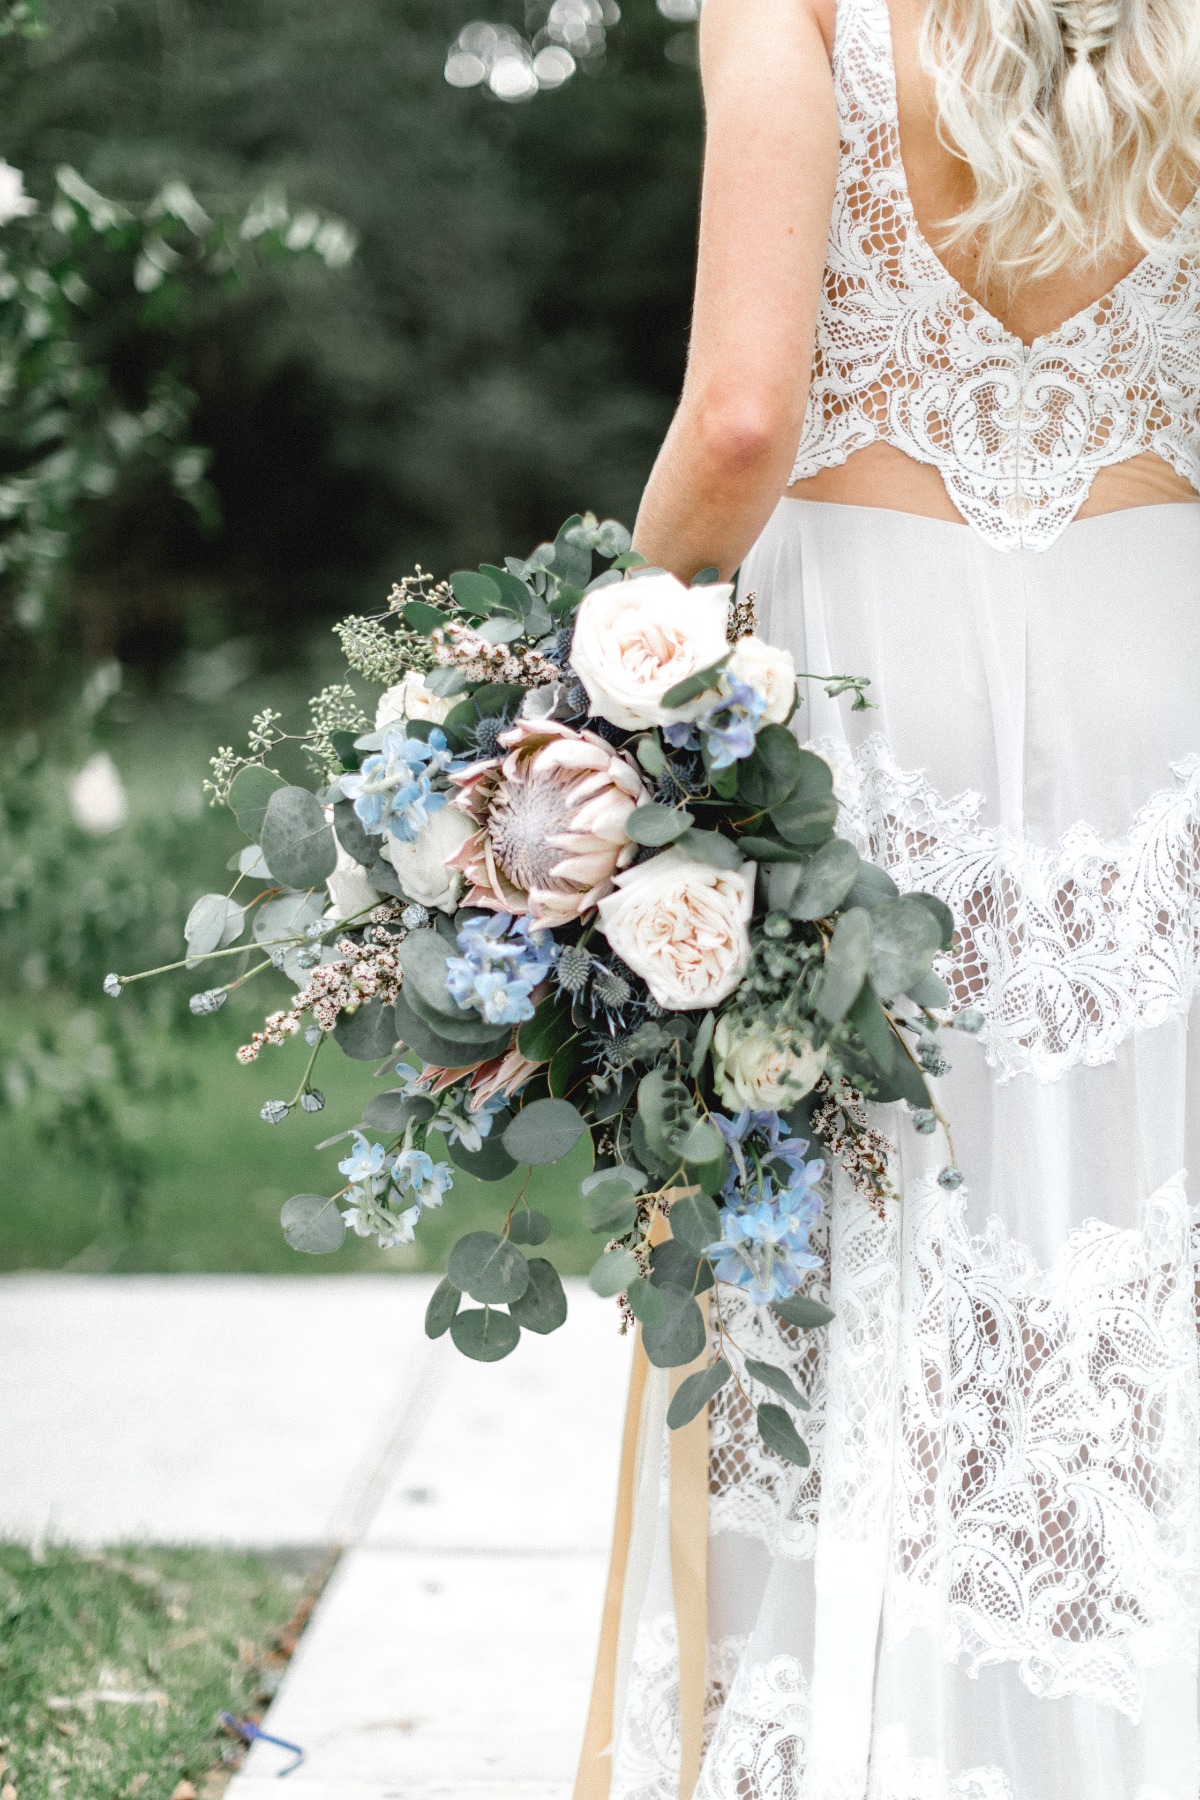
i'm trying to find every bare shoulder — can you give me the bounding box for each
[699,0,836,82]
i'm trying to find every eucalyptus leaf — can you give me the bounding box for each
[588,1247,641,1298]
[477,614,525,645]
[403,599,447,635]
[237,844,272,881]
[332,799,377,867]
[642,1289,708,1369]
[507,1207,552,1246]
[185,892,244,959]
[333,997,399,1061]
[689,1011,716,1080]
[667,1359,731,1429]
[362,1090,437,1134]
[394,991,508,1069]
[676,828,744,870]
[228,764,286,839]
[446,1131,519,1182]
[449,569,502,614]
[626,1277,670,1326]
[756,1402,811,1467]
[451,1307,520,1362]
[788,837,861,920]
[738,836,811,865]
[736,724,804,809]
[583,1177,640,1236]
[280,1194,345,1255]
[771,1295,836,1330]
[517,994,576,1063]
[424,1276,461,1339]
[745,1356,810,1410]
[909,891,956,953]
[447,1231,530,1304]
[845,861,900,910]
[649,1239,714,1294]
[908,970,951,1008]
[503,1098,587,1166]
[867,897,943,1001]
[508,1258,568,1334]
[625,803,693,847]
[260,786,338,889]
[254,890,324,949]
[847,984,932,1109]
[661,655,730,711]
[670,1191,721,1257]
[636,736,668,777]
[397,930,463,1020]
[678,1119,724,1168]
[817,907,872,1023]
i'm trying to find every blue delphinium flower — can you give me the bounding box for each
[338,1132,389,1190]
[703,1176,824,1304]
[435,1091,507,1153]
[445,911,557,1025]
[703,1108,826,1301]
[696,678,768,770]
[340,727,462,844]
[338,1129,454,1247]
[392,1147,454,1210]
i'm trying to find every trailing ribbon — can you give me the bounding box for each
[220,1712,305,1777]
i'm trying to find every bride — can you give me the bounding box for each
[573,1,1200,1796]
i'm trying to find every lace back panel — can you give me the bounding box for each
[790,0,1200,551]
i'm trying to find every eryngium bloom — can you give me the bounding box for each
[450,718,649,927]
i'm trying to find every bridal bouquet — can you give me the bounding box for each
[107,514,969,1465]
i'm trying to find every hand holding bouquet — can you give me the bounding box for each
[109,515,977,1465]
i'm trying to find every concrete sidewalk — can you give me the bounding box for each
[0,1273,632,1798]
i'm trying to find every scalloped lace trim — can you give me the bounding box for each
[816,733,1200,1083]
[689,1172,1200,1767]
[789,0,1200,551]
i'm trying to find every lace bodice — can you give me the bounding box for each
[790,0,1200,550]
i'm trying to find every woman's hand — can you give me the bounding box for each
[632,0,838,581]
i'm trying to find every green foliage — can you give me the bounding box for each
[0,0,703,671]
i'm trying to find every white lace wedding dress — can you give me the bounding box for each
[589,3,1200,1798]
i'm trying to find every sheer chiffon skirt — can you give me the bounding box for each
[607,499,1200,1800]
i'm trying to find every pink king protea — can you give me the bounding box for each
[450,717,650,928]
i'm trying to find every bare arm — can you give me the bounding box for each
[632,0,838,580]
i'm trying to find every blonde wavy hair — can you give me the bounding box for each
[920,0,1200,282]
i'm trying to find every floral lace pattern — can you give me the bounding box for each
[819,734,1200,1083]
[611,1617,749,1800]
[889,1172,1200,1722]
[789,0,1200,551]
[697,1652,813,1800]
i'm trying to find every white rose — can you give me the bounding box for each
[712,1014,828,1111]
[326,845,381,922]
[383,805,474,912]
[597,848,755,1010]
[725,635,796,726]
[570,572,732,730]
[376,671,451,729]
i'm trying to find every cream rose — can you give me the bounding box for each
[725,635,796,726]
[597,848,755,1010]
[570,572,732,730]
[376,670,451,730]
[712,1014,829,1111]
[383,804,474,912]
[326,845,381,922]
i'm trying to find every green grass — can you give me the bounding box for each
[0,1543,331,1800]
[0,984,596,1276]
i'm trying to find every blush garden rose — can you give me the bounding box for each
[596,848,756,1010]
[569,571,732,730]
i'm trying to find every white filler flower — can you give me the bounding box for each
[570,571,732,730]
[597,847,755,1010]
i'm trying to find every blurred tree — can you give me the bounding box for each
[0,0,701,680]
